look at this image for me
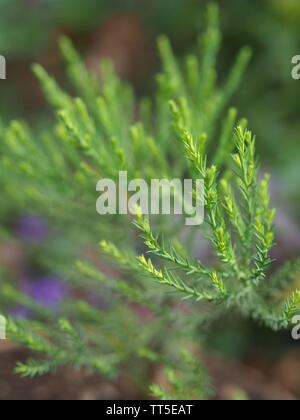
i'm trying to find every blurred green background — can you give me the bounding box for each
[1,0,300,195]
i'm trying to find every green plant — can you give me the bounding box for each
[0,4,299,400]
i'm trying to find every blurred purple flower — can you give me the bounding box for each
[14,214,48,242]
[23,276,70,309]
[10,276,70,319]
[10,306,31,319]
